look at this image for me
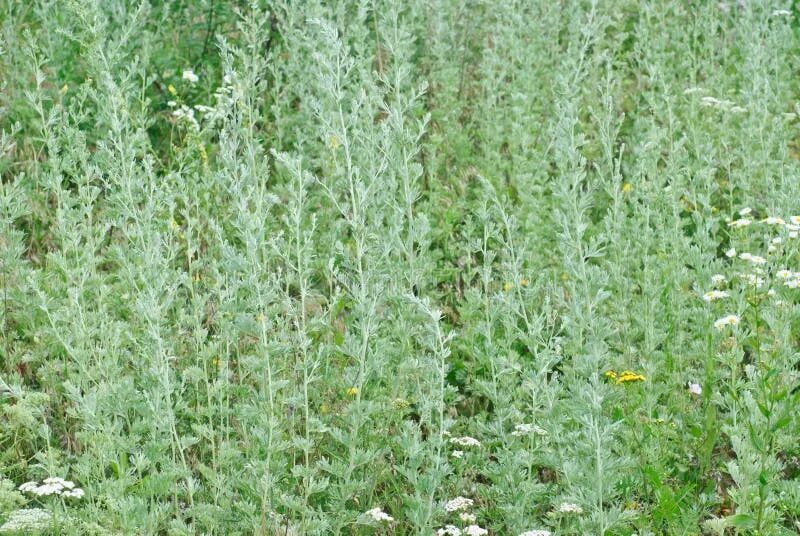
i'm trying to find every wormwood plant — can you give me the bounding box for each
[2,0,800,535]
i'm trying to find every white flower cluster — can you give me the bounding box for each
[738,252,766,265]
[464,525,487,536]
[0,508,52,533]
[557,502,583,514]
[437,526,462,536]
[777,269,800,288]
[450,436,481,447]
[182,69,199,84]
[698,95,746,114]
[511,423,547,437]
[713,314,740,330]
[519,531,552,536]
[18,477,84,498]
[444,496,474,512]
[702,290,729,302]
[364,507,394,523]
[459,512,476,523]
[172,105,199,130]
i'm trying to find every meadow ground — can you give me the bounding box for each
[1,1,800,534]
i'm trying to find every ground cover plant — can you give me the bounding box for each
[2,0,800,534]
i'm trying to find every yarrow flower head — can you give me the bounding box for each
[364,507,394,523]
[464,525,488,536]
[511,423,548,437]
[762,216,785,225]
[451,450,464,459]
[725,247,736,258]
[182,69,199,83]
[437,525,462,536]
[738,252,766,265]
[0,508,53,533]
[450,436,481,447]
[558,502,583,514]
[711,274,727,286]
[702,290,729,302]
[519,531,552,536]
[18,477,83,499]
[688,382,702,395]
[727,218,751,228]
[459,512,477,523]
[713,314,740,330]
[444,496,474,512]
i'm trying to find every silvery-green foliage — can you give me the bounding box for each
[2,1,800,534]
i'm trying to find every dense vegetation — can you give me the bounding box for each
[2,1,800,534]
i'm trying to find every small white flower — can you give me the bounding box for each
[714,314,740,330]
[444,497,474,512]
[777,269,794,279]
[711,274,727,286]
[365,507,394,523]
[728,219,751,228]
[772,9,792,16]
[763,216,785,225]
[725,247,736,258]
[683,87,704,95]
[0,508,53,532]
[452,450,464,459]
[729,106,747,114]
[688,383,702,396]
[62,488,84,499]
[182,69,199,83]
[739,207,752,216]
[785,278,800,288]
[558,502,583,514]
[702,290,729,302]
[437,525,462,536]
[741,273,765,288]
[450,436,481,447]
[772,237,783,245]
[738,253,765,265]
[18,481,39,493]
[459,512,477,523]
[790,216,800,225]
[464,525,488,536]
[511,423,548,437]
[519,531,552,536]
[167,100,177,107]
[791,231,799,239]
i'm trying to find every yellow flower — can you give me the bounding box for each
[346,387,358,396]
[170,219,179,230]
[329,135,340,150]
[520,278,529,287]
[503,282,512,292]
[320,403,329,415]
[59,84,69,95]
[605,369,646,384]
[256,313,265,322]
[621,182,632,193]
[168,84,177,96]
